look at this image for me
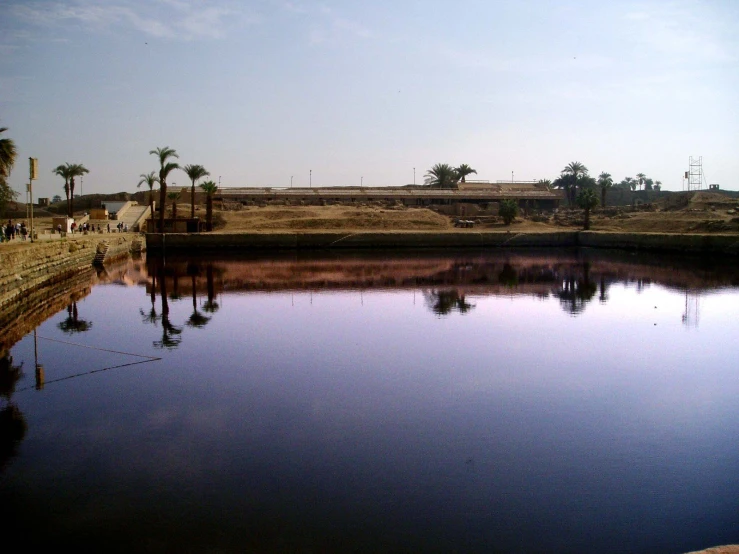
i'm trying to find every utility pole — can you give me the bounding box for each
[291,175,293,188]
[413,167,415,185]
[310,169,312,188]
[29,157,38,242]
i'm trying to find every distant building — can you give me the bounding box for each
[709,184,720,191]
[216,182,563,211]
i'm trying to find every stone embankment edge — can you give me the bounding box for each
[0,234,145,317]
[145,231,739,255]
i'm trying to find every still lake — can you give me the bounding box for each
[2,248,739,553]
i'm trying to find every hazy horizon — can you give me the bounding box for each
[2,0,737,199]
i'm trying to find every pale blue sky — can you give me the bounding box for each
[2,0,737,198]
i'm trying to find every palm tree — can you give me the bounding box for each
[424,163,459,189]
[561,161,589,205]
[150,146,179,232]
[182,164,210,219]
[199,180,218,231]
[167,190,180,220]
[137,171,159,227]
[61,163,89,218]
[53,164,73,217]
[0,128,18,216]
[455,164,477,183]
[597,172,613,208]
[654,180,662,192]
[636,172,646,191]
[0,127,17,181]
[576,188,599,230]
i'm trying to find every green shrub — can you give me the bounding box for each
[499,199,519,225]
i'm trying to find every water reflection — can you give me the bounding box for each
[3,249,739,552]
[0,351,26,471]
[154,264,182,350]
[136,250,738,327]
[424,289,475,315]
[57,302,92,334]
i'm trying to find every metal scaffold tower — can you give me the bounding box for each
[685,156,704,191]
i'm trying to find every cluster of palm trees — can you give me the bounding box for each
[424,163,477,188]
[52,163,89,218]
[0,127,18,214]
[551,161,661,211]
[618,174,661,192]
[139,146,219,232]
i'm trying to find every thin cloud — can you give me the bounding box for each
[7,0,258,41]
[623,3,736,64]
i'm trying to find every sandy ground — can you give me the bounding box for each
[215,191,739,234]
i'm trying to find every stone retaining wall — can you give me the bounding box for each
[0,235,142,317]
[145,231,739,255]
[146,231,578,250]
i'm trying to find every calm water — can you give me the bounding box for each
[2,249,739,553]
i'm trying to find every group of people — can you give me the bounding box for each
[64,221,129,234]
[2,220,28,241]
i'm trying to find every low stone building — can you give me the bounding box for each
[216,182,562,211]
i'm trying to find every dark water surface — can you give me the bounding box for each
[2,249,739,553]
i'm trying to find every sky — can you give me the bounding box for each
[1,0,738,199]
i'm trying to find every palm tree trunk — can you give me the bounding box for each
[584,207,590,230]
[158,176,167,233]
[69,178,75,218]
[206,195,213,232]
[191,180,196,219]
[148,187,154,229]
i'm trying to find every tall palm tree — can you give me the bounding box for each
[0,127,17,180]
[182,164,210,219]
[63,163,89,218]
[455,164,477,183]
[150,146,179,232]
[424,163,459,189]
[137,171,159,227]
[597,172,613,208]
[0,127,18,215]
[561,161,589,205]
[199,180,218,231]
[53,164,73,217]
[636,172,646,191]
[654,180,662,192]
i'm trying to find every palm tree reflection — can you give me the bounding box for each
[0,351,27,472]
[203,264,219,315]
[186,273,210,329]
[58,302,92,334]
[425,289,475,316]
[557,263,598,315]
[154,266,182,349]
